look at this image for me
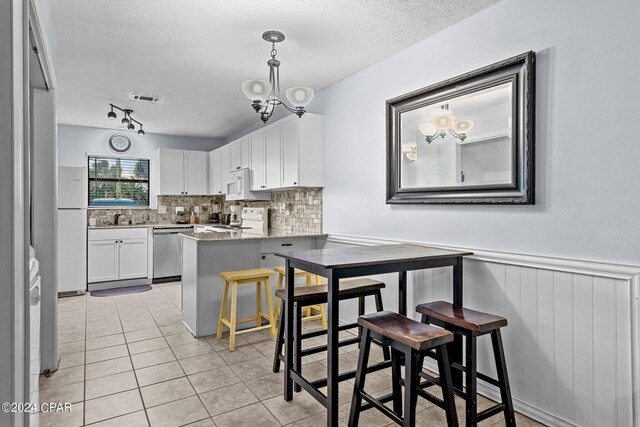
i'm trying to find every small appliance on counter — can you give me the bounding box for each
[208,202,220,224]
[175,207,189,224]
[229,203,243,227]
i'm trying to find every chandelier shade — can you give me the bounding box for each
[242,30,314,123]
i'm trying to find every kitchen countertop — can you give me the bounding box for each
[88,223,195,229]
[180,229,327,242]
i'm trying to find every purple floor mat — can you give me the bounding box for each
[90,284,152,297]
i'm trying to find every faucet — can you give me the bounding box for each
[114,212,121,225]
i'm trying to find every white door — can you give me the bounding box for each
[220,145,230,194]
[119,238,148,280]
[184,150,208,195]
[281,117,299,187]
[57,209,87,292]
[239,137,250,169]
[159,149,185,195]
[58,166,86,208]
[250,131,266,190]
[208,150,223,195]
[265,125,282,189]
[87,240,119,283]
[229,140,242,172]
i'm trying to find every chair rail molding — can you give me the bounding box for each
[323,234,640,427]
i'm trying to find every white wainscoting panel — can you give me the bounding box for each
[320,235,640,427]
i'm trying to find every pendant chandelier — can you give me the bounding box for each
[419,105,473,143]
[241,30,314,123]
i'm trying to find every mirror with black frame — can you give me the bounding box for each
[386,51,535,204]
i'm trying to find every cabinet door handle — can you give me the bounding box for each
[236,166,241,170]
[281,243,293,247]
[293,182,297,185]
[261,255,266,260]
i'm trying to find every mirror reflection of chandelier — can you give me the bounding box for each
[419,104,474,143]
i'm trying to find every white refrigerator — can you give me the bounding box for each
[57,166,87,294]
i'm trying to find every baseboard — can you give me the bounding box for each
[88,278,151,291]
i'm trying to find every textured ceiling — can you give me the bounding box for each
[50,0,498,139]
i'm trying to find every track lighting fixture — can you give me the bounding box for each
[106,104,146,136]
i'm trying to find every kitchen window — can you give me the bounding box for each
[88,156,150,207]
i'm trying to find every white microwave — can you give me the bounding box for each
[226,169,271,201]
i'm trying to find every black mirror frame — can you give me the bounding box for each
[386,51,535,205]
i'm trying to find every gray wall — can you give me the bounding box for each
[311,0,640,265]
[58,124,225,208]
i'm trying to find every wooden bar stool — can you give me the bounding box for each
[349,311,458,427]
[217,268,276,351]
[416,301,515,427]
[273,266,327,328]
[272,278,390,377]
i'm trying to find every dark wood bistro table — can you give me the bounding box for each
[275,243,473,427]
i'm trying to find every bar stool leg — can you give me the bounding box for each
[216,280,229,339]
[374,292,391,361]
[348,328,372,427]
[273,300,285,373]
[304,275,312,317]
[316,274,327,329]
[465,332,477,427]
[274,272,284,316]
[229,281,239,351]
[391,348,403,416]
[256,281,262,328]
[436,345,458,427]
[293,301,302,393]
[491,330,515,427]
[403,351,418,427]
[265,277,276,339]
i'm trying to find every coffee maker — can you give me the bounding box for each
[208,202,220,224]
[229,203,243,227]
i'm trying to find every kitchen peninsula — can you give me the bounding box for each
[180,228,327,337]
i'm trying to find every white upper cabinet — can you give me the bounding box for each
[229,137,250,172]
[264,124,282,189]
[158,149,185,195]
[250,130,266,191]
[208,149,224,195]
[184,150,208,195]
[279,114,324,188]
[157,149,208,195]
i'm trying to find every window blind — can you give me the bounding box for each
[88,156,150,207]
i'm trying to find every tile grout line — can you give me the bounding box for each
[141,284,212,427]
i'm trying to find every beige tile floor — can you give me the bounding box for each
[40,282,546,427]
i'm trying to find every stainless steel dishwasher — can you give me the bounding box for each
[153,226,193,281]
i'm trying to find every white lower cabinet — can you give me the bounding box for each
[87,240,119,283]
[119,239,149,280]
[88,228,148,283]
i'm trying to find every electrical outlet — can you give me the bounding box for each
[194,206,200,214]
[176,207,185,214]
[157,206,167,214]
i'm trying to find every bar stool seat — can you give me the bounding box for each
[273,266,326,328]
[416,301,515,427]
[273,278,389,376]
[349,311,458,427]
[217,268,276,351]
[417,300,507,333]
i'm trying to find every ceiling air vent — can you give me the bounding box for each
[129,93,163,103]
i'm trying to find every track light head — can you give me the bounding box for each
[127,123,135,130]
[107,111,116,119]
[121,117,130,125]
[137,128,145,136]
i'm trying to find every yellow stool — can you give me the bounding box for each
[274,266,327,329]
[217,268,276,351]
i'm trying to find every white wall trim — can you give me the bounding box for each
[325,234,640,280]
[325,233,640,426]
[28,0,56,89]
